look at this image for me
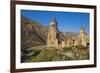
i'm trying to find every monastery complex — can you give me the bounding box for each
[47,18,89,49]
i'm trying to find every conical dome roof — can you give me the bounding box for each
[50,17,57,26]
[80,25,85,30]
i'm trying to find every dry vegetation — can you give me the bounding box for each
[21,46,89,63]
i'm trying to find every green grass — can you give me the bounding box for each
[23,47,89,63]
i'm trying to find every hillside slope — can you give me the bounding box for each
[21,16,48,49]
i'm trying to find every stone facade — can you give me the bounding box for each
[47,18,89,49]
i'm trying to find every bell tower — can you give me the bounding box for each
[79,26,88,47]
[47,18,59,48]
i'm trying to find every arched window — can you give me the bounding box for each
[49,35,51,40]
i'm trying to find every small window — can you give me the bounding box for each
[49,35,51,40]
[52,42,54,45]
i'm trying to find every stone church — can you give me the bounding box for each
[47,18,89,49]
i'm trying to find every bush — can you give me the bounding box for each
[31,49,58,62]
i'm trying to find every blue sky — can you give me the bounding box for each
[21,10,90,34]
